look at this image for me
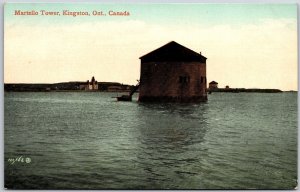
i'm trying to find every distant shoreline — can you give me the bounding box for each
[4,82,296,93]
[208,88,285,93]
[4,82,135,92]
[4,90,133,93]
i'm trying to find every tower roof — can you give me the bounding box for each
[139,41,207,63]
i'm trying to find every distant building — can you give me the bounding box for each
[138,41,207,102]
[80,76,98,91]
[225,85,230,90]
[209,81,218,89]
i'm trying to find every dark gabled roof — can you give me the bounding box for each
[139,41,207,63]
[209,81,218,84]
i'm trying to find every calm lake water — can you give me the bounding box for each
[4,92,297,189]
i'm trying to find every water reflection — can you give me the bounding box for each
[132,102,210,188]
[137,102,209,143]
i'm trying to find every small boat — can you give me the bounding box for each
[117,95,132,101]
[115,81,140,102]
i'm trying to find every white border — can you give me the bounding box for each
[1,1,299,192]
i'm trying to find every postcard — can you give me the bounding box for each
[4,3,297,189]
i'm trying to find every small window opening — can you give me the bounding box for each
[179,76,190,84]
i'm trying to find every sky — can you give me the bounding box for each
[4,3,297,90]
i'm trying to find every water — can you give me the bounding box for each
[4,92,297,189]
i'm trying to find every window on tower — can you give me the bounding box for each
[179,76,190,84]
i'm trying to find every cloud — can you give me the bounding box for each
[4,18,297,90]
